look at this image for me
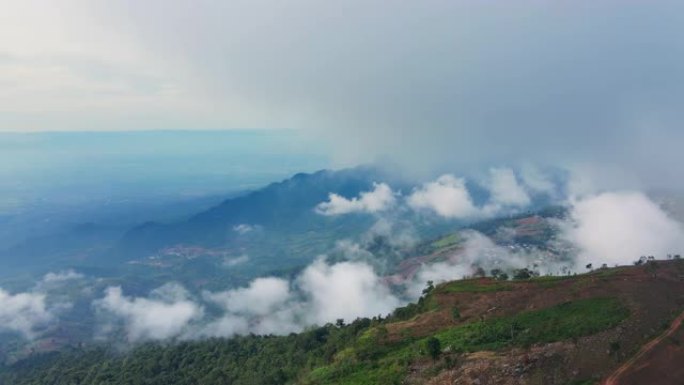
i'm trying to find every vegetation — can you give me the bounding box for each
[433,297,628,352]
[438,278,512,293]
[430,233,461,250]
[0,296,628,385]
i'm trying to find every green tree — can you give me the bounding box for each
[425,337,441,360]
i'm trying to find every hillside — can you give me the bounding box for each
[2,260,682,385]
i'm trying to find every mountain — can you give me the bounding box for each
[110,167,416,264]
[3,260,682,385]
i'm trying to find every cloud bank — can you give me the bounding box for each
[3,2,683,189]
[561,191,684,269]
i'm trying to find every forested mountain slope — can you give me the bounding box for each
[3,260,682,385]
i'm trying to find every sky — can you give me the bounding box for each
[1,1,683,185]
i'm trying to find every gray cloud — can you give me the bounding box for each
[98,1,684,184]
[2,1,682,189]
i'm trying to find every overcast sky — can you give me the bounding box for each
[1,1,683,184]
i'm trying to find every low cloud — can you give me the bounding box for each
[299,259,400,324]
[316,183,396,215]
[223,255,250,267]
[407,175,480,219]
[42,269,84,283]
[407,171,538,219]
[520,164,556,195]
[0,289,54,338]
[233,224,257,235]
[485,168,531,208]
[202,259,400,336]
[204,277,292,317]
[407,231,561,297]
[560,191,684,269]
[95,283,203,342]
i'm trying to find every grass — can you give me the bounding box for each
[431,233,461,250]
[527,274,575,288]
[438,279,513,293]
[433,297,629,352]
[306,297,628,385]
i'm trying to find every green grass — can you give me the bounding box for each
[438,279,513,293]
[431,233,461,250]
[527,274,575,288]
[433,297,629,352]
[307,297,628,385]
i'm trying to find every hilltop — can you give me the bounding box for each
[2,259,682,385]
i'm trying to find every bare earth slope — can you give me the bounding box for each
[390,260,684,385]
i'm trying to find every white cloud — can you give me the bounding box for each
[407,231,541,297]
[407,175,480,219]
[42,269,84,283]
[486,168,531,207]
[560,191,684,268]
[223,255,250,267]
[95,284,203,342]
[204,277,292,317]
[233,224,256,235]
[299,259,400,324]
[0,288,54,338]
[520,164,555,195]
[196,258,401,337]
[316,182,396,215]
[199,277,297,336]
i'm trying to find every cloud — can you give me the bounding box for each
[191,257,403,337]
[486,168,531,207]
[233,224,256,235]
[560,191,684,268]
[299,259,400,324]
[0,289,54,338]
[223,255,250,267]
[407,231,553,297]
[520,164,556,195]
[2,1,682,190]
[95,283,203,342]
[201,277,296,336]
[316,182,396,215]
[407,175,480,219]
[204,277,292,317]
[42,269,84,283]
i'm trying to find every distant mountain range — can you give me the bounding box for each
[0,166,557,281]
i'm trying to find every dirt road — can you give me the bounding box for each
[602,310,684,385]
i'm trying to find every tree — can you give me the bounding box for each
[490,269,509,281]
[513,268,537,280]
[425,337,441,360]
[609,341,621,361]
[645,260,659,278]
[422,281,435,296]
[451,307,461,321]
